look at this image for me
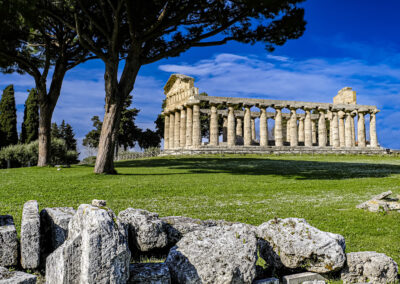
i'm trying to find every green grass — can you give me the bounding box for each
[1,154,400,265]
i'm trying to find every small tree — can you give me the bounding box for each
[83,116,102,149]
[51,123,62,139]
[0,85,18,148]
[63,123,77,151]
[20,88,39,144]
[138,129,161,150]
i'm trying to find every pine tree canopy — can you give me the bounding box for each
[0,85,18,147]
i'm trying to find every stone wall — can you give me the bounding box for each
[0,200,398,284]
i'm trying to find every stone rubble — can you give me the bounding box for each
[166,223,258,283]
[341,251,398,284]
[0,215,18,267]
[21,200,41,269]
[257,218,346,273]
[45,203,130,284]
[253,277,279,284]
[282,272,326,284]
[40,207,76,255]
[0,266,37,284]
[129,263,170,284]
[357,190,400,212]
[119,208,168,252]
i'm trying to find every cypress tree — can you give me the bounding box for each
[20,88,39,144]
[0,85,18,147]
[63,123,77,151]
[51,122,61,139]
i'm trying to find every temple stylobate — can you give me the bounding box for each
[162,74,386,155]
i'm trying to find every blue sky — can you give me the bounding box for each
[1,0,400,154]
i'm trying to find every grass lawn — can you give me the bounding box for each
[1,154,400,266]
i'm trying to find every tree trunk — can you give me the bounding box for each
[94,59,141,174]
[37,100,52,166]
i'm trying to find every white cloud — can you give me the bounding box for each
[159,53,400,149]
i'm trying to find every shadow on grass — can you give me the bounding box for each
[113,157,400,180]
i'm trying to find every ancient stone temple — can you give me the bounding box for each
[162,74,386,155]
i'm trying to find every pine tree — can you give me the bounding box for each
[63,123,77,151]
[0,85,18,147]
[20,88,39,144]
[51,123,62,139]
[59,120,67,140]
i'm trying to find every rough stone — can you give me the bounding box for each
[166,223,258,283]
[129,263,170,284]
[118,208,168,252]
[253,277,279,284]
[0,267,37,284]
[302,281,325,284]
[0,215,18,267]
[340,251,398,284]
[372,190,393,200]
[357,191,400,212]
[21,200,41,269]
[282,272,326,284]
[161,216,218,245]
[40,207,76,255]
[45,204,130,284]
[257,218,346,273]
[92,199,107,207]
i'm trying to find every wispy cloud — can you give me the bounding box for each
[159,52,400,149]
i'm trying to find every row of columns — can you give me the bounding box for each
[164,104,379,149]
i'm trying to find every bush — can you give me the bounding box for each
[0,138,79,168]
[80,155,96,165]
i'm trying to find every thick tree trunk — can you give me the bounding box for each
[37,101,52,166]
[94,59,141,174]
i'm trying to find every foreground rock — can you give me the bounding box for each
[45,203,130,284]
[161,216,218,245]
[166,223,258,283]
[282,272,326,284]
[21,200,40,269]
[119,208,168,252]
[0,266,37,284]
[40,207,75,255]
[257,218,346,273]
[129,263,170,283]
[357,191,400,212]
[341,251,398,284]
[0,215,18,267]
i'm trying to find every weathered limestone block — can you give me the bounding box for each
[118,208,168,252]
[283,272,326,284]
[45,204,130,284]
[40,207,76,254]
[0,216,18,267]
[356,191,400,212]
[257,218,346,273]
[92,199,107,207]
[161,216,217,245]
[0,267,37,284]
[341,251,398,284]
[21,200,41,269]
[129,263,171,284]
[253,277,279,284]
[165,224,258,283]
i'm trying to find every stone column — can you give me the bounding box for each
[259,107,268,147]
[312,119,317,145]
[236,117,243,143]
[244,105,252,146]
[318,109,327,147]
[327,110,333,146]
[164,113,170,149]
[338,110,345,147]
[286,118,291,142]
[227,106,236,147]
[345,112,352,147]
[357,110,366,147]
[180,108,186,147]
[290,108,298,146]
[209,104,219,146]
[169,112,175,148]
[350,111,356,147]
[370,110,379,147]
[192,104,201,147]
[222,117,228,142]
[274,107,283,146]
[304,108,312,147]
[332,111,340,148]
[174,110,180,148]
[251,118,256,142]
[186,106,193,147]
[298,117,305,143]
